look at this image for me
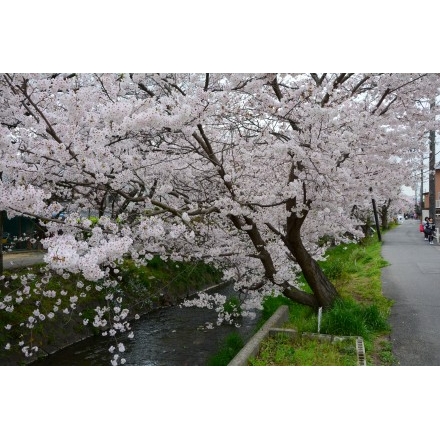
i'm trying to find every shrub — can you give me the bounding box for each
[320,298,389,339]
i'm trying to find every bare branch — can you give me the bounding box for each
[138,82,155,97]
[310,73,326,86]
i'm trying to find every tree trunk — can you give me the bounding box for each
[380,200,390,230]
[284,215,340,310]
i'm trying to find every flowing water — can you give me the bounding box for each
[30,284,260,366]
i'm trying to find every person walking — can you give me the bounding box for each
[423,216,430,240]
[425,217,436,244]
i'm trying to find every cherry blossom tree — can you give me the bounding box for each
[1,73,439,361]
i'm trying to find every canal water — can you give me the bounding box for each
[30,284,260,366]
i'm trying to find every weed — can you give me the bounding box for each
[319,298,389,340]
[377,339,397,366]
[207,332,244,366]
[249,333,358,366]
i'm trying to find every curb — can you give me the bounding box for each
[228,305,290,365]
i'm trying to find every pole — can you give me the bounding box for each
[429,98,436,222]
[429,130,436,221]
[414,180,417,218]
[420,155,424,213]
[317,307,322,333]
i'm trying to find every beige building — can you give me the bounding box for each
[422,163,440,219]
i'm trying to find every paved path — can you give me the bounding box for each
[1,250,46,270]
[381,219,440,365]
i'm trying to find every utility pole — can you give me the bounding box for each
[420,155,424,213]
[414,182,417,217]
[429,129,436,221]
[429,99,436,221]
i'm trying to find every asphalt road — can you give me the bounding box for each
[382,219,440,365]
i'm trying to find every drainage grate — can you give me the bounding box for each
[356,337,366,366]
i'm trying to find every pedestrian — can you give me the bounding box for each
[425,217,436,245]
[423,217,430,240]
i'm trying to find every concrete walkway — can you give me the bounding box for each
[381,219,440,365]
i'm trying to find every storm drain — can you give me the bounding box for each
[356,337,366,366]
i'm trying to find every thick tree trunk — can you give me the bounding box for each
[380,208,388,230]
[380,199,391,230]
[241,222,330,309]
[284,215,340,310]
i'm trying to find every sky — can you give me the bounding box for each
[3,1,440,73]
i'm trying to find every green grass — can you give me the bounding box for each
[249,234,394,366]
[319,298,389,340]
[117,257,222,313]
[206,332,244,366]
[377,339,397,365]
[249,333,358,366]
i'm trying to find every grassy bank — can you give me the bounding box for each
[0,256,222,365]
[248,234,396,366]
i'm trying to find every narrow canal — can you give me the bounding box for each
[30,284,260,366]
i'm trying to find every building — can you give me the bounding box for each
[1,212,44,250]
[422,162,440,220]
